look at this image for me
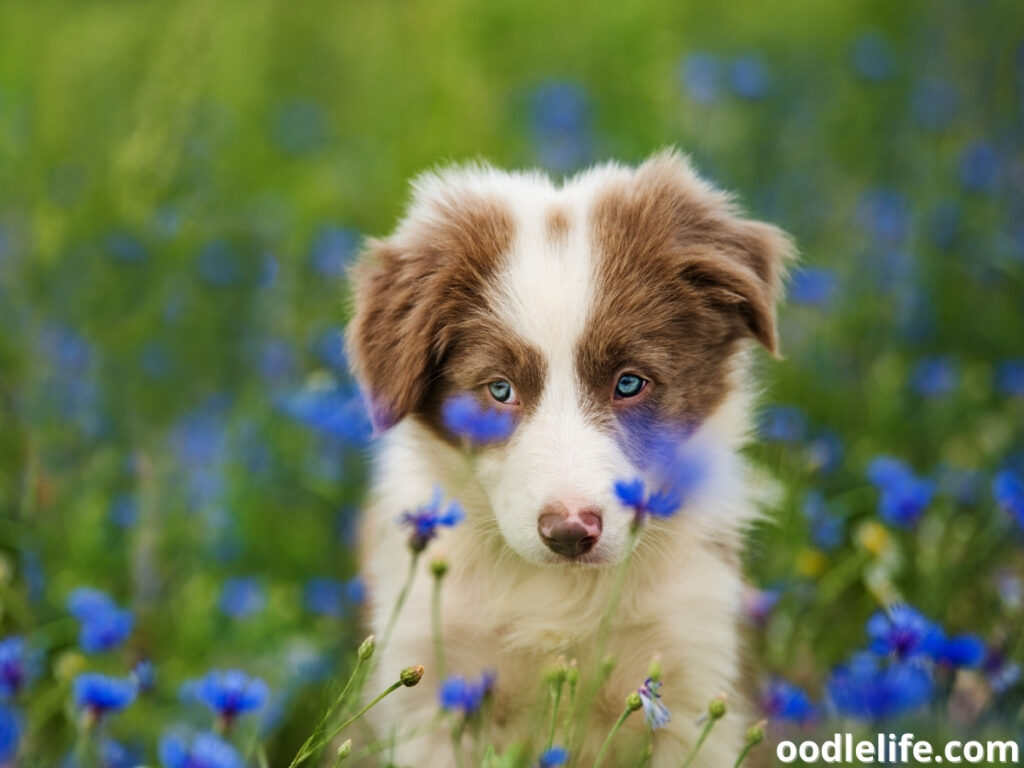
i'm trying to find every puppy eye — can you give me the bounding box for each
[487,379,517,404]
[614,373,647,399]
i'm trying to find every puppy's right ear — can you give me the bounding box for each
[346,238,440,433]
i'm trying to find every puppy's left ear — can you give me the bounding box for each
[678,216,795,356]
[636,150,796,356]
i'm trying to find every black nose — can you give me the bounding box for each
[537,504,602,558]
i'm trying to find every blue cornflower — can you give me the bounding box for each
[0,705,20,762]
[789,267,837,307]
[304,578,345,617]
[982,647,1022,694]
[67,588,133,653]
[762,679,815,724]
[105,232,147,264]
[866,457,934,529]
[958,141,1000,192]
[528,81,592,172]
[850,32,895,81]
[400,488,464,552]
[539,746,569,767]
[73,673,137,719]
[802,491,844,552]
[219,578,266,619]
[159,731,243,768]
[439,672,495,717]
[188,669,268,725]
[614,478,683,527]
[994,470,1024,529]
[278,381,372,444]
[196,240,244,288]
[132,660,156,693]
[729,55,770,100]
[932,634,985,669]
[866,605,943,662]
[805,430,844,474]
[678,52,722,104]
[637,678,670,730]
[346,576,367,605]
[911,357,958,397]
[759,406,807,443]
[108,494,138,528]
[996,360,1024,397]
[857,189,909,245]
[744,587,781,627]
[309,226,359,278]
[827,654,932,721]
[0,638,28,698]
[442,394,514,444]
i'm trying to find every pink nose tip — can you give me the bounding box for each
[537,501,602,558]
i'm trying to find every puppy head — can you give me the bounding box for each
[347,151,794,565]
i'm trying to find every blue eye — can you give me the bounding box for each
[488,380,516,403]
[614,374,646,399]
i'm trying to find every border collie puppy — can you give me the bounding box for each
[346,150,793,767]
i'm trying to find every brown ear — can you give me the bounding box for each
[345,239,441,432]
[678,218,794,355]
[635,150,796,355]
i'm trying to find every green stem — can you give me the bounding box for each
[546,680,563,751]
[679,717,716,768]
[311,680,404,755]
[731,741,759,768]
[593,706,634,768]
[432,572,447,681]
[287,654,370,768]
[451,719,467,768]
[381,551,420,652]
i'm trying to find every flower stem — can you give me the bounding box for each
[381,551,420,652]
[431,570,447,681]
[593,705,635,768]
[546,679,563,751]
[680,717,716,768]
[731,742,758,768]
[313,679,404,753]
[451,719,467,768]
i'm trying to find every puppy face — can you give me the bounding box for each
[347,151,792,566]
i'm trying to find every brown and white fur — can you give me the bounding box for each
[346,150,793,767]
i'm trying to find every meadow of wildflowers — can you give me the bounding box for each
[0,0,1022,765]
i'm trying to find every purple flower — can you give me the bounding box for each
[857,189,909,245]
[304,578,345,617]
[400,489,464,552]
[613,478,683,527]
[67,588,133,654]
[866,457,934,529]
[827,654,932,721]
[866,605,943,662]
[0,638,28,698]
[678,52,722,104]
[744,587,781,626]
[637,678,670,730]
[441,394,514,444]
[729,55,770,100]
[760,406,807,443]
[159,731,243,768]
[996,360,1024,397]
[132,660,156,693]
[528,81,592,172]
[309,226,358,278]
[932,634,985,669]
[278,381,372,444]
[911,357,958,397]
[803,491,844,552]
[850,32,895,81]
[994,470,1024,529]
[762,679,815,724]
[958,141,1000,192]
[539,746,569,767]
[219,578,266,619]
[439,672,495,717]
[0,706,20,762]
[982,647,1022,694]
[186,669,269,725]
[73,673,137,718]
[789,267,837,307]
